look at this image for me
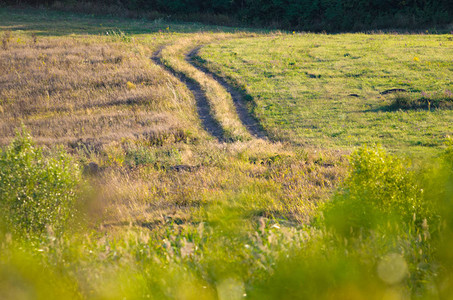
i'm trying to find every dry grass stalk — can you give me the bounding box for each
[0,32,201,146]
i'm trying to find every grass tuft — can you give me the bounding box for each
[390,90,453,110]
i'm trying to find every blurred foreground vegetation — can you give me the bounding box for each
[2,130,453,299]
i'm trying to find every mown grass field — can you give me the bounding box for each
[1,7,453,300]
[198,34,453,152]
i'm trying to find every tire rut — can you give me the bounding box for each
[187,47,267,140]
[151,46,225,142]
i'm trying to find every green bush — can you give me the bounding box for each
[0,128,81,237]
[324,146,433,235]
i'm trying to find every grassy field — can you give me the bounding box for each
[198,34,453,152]
[1,7,453,300]
[0,8,250,146]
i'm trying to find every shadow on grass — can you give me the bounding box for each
[0,7,260,36]
[364,97,453,113]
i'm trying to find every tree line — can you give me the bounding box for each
[5,0,453,30]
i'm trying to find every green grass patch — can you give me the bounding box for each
[199,33,453,153]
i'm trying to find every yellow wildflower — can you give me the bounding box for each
[126,81,136,90]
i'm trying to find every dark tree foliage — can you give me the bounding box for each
[3,0,453,30]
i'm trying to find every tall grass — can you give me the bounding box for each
[2,132,453,298]
[2,8,453,299]
[0,29,199,147]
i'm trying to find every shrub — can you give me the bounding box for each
[324,145,432,235]
[0,128,81,237]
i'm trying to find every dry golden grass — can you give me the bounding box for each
[0,17,346,233]
[90,140,347,229]
[0,32,201,146]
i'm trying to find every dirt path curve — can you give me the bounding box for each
[152,46,226,142]
[187,47,267,140]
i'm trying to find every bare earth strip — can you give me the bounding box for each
[151,45,226,142]
[187,46,268,140]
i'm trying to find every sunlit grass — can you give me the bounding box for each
[2,7,453,299]
[199,33,453,153]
